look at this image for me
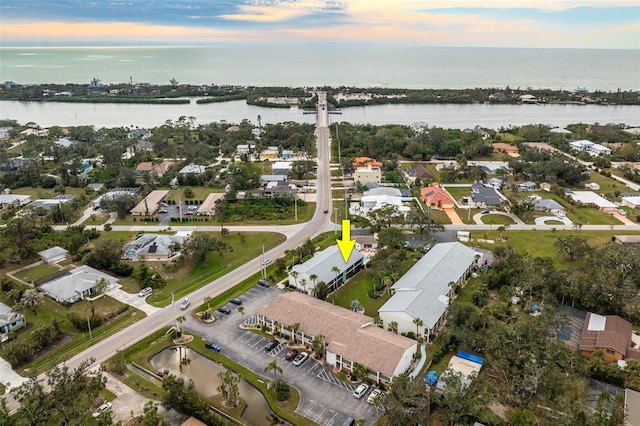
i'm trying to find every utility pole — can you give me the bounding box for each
[261,245,266,279]
[334,207,339,235]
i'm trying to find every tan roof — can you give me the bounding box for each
[130,190,169,215]
[181,417,207,426]
[198,192,224,215]
[258,292,416,377]
[580,312,633,356]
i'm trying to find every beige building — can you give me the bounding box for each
[353,165,382,184]
[129,190,169,216]
[257,292,417,384]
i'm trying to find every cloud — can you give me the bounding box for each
[218,5,310,22]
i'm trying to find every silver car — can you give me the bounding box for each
[180,298,190,310]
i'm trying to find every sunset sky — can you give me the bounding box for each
[1,0,638,48]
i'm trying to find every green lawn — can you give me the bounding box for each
[585,171,627,199]
[11,186,86,199]
[479,214,516,225]
[145,232,285,306]
[13,263,60,283]
[428,208,451,224]
[0,295,146,375]
[443,185,471,203]
[329,268,391,317]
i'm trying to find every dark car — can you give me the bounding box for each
[285,349,299,361]
[264,340,279,352]
[230,298,243,305]
[217,307,231,315]
[204,341,221,352]
[258,279,270,288]
[323,208,329,214]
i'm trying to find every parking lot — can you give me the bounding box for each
[182,284,378,425]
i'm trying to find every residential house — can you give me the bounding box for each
[620,194,640,209]
[0,127,13,139]
[488,93,507,101]
[519,94,537,103]
[127,129,152,140]
[260,174,287,185]
[463,125,490,140]
[492,142,519,156]
[264,181,296,199]
[355,235,378,254]
[378,242,482,341]
[569,140,611,156]
[409,163,433,181]
[550,128,573,135]
[517,181,538,192]
[92,187,139,209]
[584,182,601,191]
[272,161,293,176]
[123,232,191,260]
[613,235,640,246]
[197,193,225,216]
[20,128,48,137]
[579,312,640,363]
[0,158,30,172]
[86,183,105,192]
[0,192,31,209]
[178,164,206,175]
[38,246,68,264]
[351,187,411,219]
[540,182,552,192]
[566,190,617,213]
[353,165,382,184]
[40,265,118,304]
[352,157,383,169]
[468,161,509,175]
[420,183,455,209]
[533,198,564,213]
[129,190,169,216]
[235,144,255,155]
[0,303,25,336]
[226,126,241,133]
[435,351,483,394]
[260,146,280,159]
[470,183,503,208]
[54,139,77,148]
[486,178,504,189]
[28,195,74,211]
[257,292,417,384]
[134,161,173,178]
[289,246,365,295]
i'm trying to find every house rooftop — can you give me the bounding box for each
[292,246,364,285]
[580,312,633,357]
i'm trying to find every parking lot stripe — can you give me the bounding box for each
[304,401,317,416]
[314,405,326,421]
[326,411,338,425]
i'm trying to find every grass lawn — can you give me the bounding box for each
[161,186,224,202]
[443,185,471,203]
[428,208,452,224]
[329,268,391,317]
[13,263,60,283]
[457,208,483,224]
[145,232,285,307]
[586,171,626,198]
[479,214,516,225]
[1,295,146,376]
[470,229,640,269]
[11,186,87,199]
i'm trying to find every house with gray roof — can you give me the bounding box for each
[40,265,118,304]
[0,193,31,209]
[470,183,503,208]
[38,246,68,264]
[533,198,564,212]
[378,242,481,341]
[178,164,207,175]
[518,181,538,192]
[289,245,364,296]
[123,232,191,261]
[0,302,24,336]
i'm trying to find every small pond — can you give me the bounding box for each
[150,346,282,425]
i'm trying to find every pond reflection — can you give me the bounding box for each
[150,346,284,425]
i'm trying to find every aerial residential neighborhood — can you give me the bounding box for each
[0,92,640,426]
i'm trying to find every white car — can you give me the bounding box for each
[92,402,112,418]
[555,211,566,219]
[353,383,369,399]
[617,209,627,216]
[292,352,309,366]
[180,298,190,310]
[262,259,272,266]
[138,287,152,298]
[367,388,385,405]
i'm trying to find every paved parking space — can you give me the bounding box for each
[182,285,378,425]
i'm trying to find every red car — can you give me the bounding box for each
[285,349,299,361]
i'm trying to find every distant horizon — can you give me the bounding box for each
[1,1,638,49]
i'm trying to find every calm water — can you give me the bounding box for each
[150,347,279,425]
[1,99,639,130]
[1,46,639,90]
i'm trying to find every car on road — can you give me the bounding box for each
[217,307,231,315]
[556,211,566,219]
[92,402,112,418]
[180,298,190,310]
[258,279,270,288]
[617,208,627,216]
[481,210,490,214]
[138,287,152,298]
[184,211,194,216]
[204,341,221,352]
[367,388,385,404]
[292,352,309,366]
[285,349,299,361]
[264,340,279,352]
[353,383,369,399]
[230,298,243,305]
[323,209,329,214]
[262,259,272,266]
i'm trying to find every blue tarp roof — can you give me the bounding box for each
[424,370,439,385]
[457,351,484,365]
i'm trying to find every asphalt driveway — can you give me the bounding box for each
[182,285,379,425]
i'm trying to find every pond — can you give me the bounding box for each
[150,346,282,425]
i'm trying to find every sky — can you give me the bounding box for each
[1,0,639,49]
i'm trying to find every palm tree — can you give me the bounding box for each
[237,306,245,321]
[20,289,43,316]
[413,317,424,342]
[290,322,300,344]
[388,321,398,334]
[175,315,186,336]
[291,270,299,289]
[204,296,212,310]
[264,359,283,388]
[309,274,318,292]
[331,266,341,287]
[374,316,384,328]
[300,278,308,295]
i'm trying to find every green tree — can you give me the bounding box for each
[264,359,283,388]
[143,400,171,426]
[311,334,325,359]
[20,288,43,315]
[554,235,591,260]
[378,227,407,249]
[382,374,431,426]
[183,234,228,266]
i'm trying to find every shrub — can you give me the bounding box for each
[367,289,379,299]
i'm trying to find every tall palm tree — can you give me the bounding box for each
[264,359,283,388]
[300,278,308,295]
[388,321,398,334]
[309,274,318,292]
[290,322,300,344]
[413,317,424,342]
[175,315,186,335]
[331,266,341,285]
[291,270,299,289]
[237,306,245,321]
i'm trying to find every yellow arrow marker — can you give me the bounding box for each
[336,219,355,263]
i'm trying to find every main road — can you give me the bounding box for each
[56,92,335,372]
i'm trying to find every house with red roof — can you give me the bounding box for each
[352,156,382,169]
[420,183,455,209]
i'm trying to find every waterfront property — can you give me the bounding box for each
[288,246,364,295]
[257,292,417,384]
[378,242,482,341]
